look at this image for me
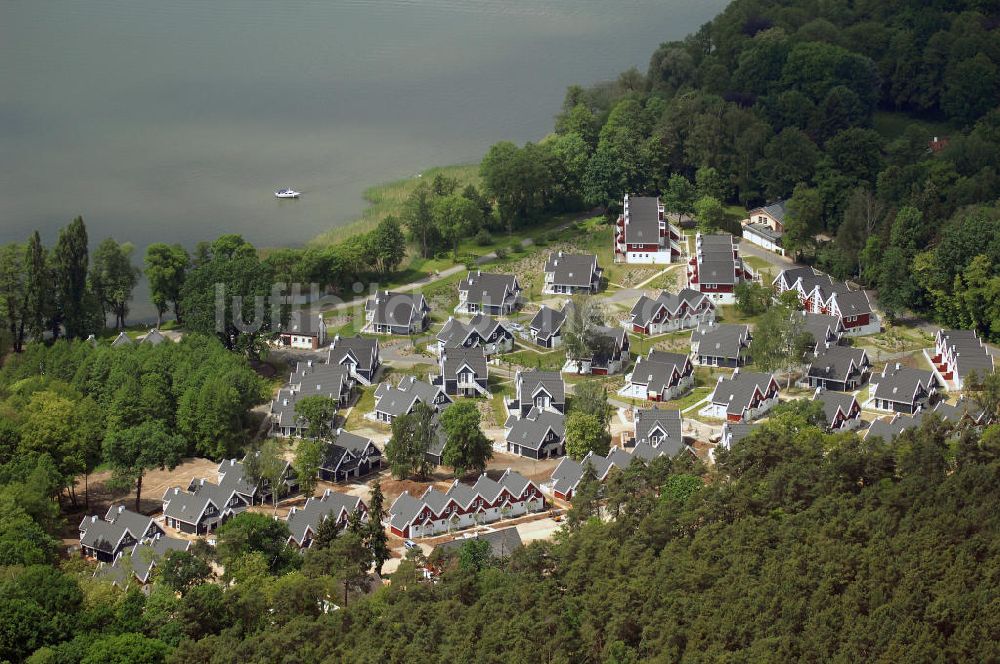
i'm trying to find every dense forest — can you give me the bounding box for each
[5,405,995,663]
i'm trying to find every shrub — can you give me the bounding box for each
[494,247,507,260]
[475,229,493,246]
[509,242,523,254]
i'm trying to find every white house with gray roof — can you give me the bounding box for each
[277,311,327,350]
[457,271,522,315]
[626,288,715,335]
[932,329,994,390]
[505,408,566,459]
[370,376,452,424]
[690,322,752,367]
[686,233,756,304]
[772,267,880,336]
[542,252,603,295]
[285,490,368,548]
[364,290,430,335]
[702,370,780,423]
[327,334,381,385]
[620,350,694,402]
[387,469,544,539]
[866,398,988,442]
[741,200,787,256]
[613,194,683,264]
[79,505,164,563]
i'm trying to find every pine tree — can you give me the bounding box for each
[366,480,390,575]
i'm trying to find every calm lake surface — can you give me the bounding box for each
[1,0,724,316]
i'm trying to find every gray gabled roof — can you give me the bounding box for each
[505,408,565,451]
[79,506,156,554]
[743,223,783,244]
[937,329,994,380]
[633,408,684,455]
[388,470,539,531]
[750,200,787,225]
[866,416,914,442]
[434,527,523,558]
[722,422,757,448]
[328,335,379,373]
[712,371,777,417]
[140,328,167,345]
[630,288,708,327]
[629,350,690,394]
[691,323,750,360]
[367,291,429,328]
[773,266,824,290]
[285,490,366,546]
[459,271,520,307]
[529,305,566,340]
[162,480,246,526]
[623,196,661,244]
[829,288,873,318]
[437,315,510,349]
[814,391,859,426]
[696,234,738,285]
[97,534,191,586]
[374,376,449,417]
[516,370,565,406]
[111,331,133,347]
[280,310,324,338]
[549,445,671,497]
[807,345,869,384]
[871,365,937,405]
[931,398,986,425]
[799,312,843,345]
[544,252,600,287]
[320,430,379,474]
[291,362,350,398]
[440,346,488,378]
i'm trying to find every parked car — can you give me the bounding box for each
[404,539,417,549]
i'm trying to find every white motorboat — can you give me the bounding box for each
[275,188,300,199]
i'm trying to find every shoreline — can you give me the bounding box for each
[304,163,481,248]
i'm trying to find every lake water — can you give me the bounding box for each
[0,0,724,317]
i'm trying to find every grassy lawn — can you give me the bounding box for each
[310,164,481,245]
[716,304,766,327]
[665,385,713,411]
[859,325,934,354]
[344,383,379,430]
[506,345,565,371]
